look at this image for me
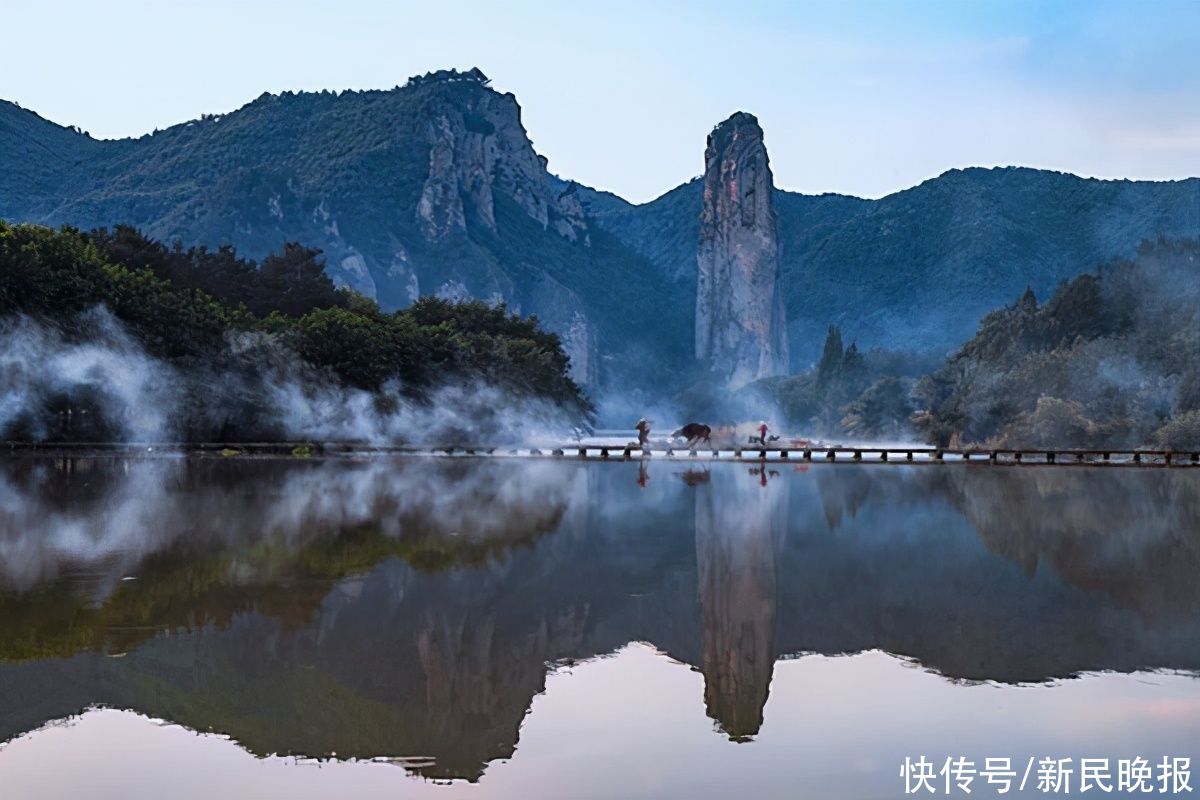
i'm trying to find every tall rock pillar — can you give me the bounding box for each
[695,112,789,387]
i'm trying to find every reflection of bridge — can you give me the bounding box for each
[7,441,1200,466]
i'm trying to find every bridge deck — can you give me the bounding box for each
[4,441,1200,466]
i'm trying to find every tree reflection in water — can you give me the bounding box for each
[0,456,1198,779]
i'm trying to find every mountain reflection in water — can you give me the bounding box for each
[1,455,1199,786]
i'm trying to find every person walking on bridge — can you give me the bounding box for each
[757,421,769,446]
[635,418,652,447]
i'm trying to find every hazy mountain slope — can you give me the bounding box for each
[0,102,119,220]
[585,179,703,287]
[778,167,1200,363]
[591,167,1200,366]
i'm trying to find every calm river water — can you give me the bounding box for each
[0,455,1198,798]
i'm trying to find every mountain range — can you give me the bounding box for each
[3,67,1198,395]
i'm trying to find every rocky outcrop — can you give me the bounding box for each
[529,276,599,387]
[695,112,789,387]
[552,182,590,245]
[408,76,598,385]
[415,78,588,246]
[416,91,540,239]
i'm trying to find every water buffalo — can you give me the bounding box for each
[672,423,712,447]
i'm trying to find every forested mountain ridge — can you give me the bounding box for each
[0,70,688,391]
[3,69,1199,390]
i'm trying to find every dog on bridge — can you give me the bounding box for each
[672,422,712,447]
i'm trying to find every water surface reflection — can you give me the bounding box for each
[0,456,1198,795]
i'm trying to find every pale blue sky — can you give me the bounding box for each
[3,0,1199,202]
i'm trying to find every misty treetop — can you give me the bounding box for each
[0,221,590,442]
[747,325,924,441]
[913,237,1200,449]
[747,238,1199,450]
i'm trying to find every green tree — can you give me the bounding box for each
[815,325,844,388]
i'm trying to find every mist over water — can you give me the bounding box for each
[0,310,579,445]
[0,310,175,442]
[0,456,582,592]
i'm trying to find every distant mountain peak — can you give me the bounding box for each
[404,66,492,88]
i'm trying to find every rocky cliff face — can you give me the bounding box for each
[695,112,789,388]
[415,82,583,243]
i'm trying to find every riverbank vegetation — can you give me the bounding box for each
[0,221,590,442]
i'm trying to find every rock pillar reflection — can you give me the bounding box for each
[694,467,785,739]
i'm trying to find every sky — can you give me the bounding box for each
[3,0,1200,203]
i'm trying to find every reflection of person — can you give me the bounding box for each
[637,460,650,489]
[635,418,652,447]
